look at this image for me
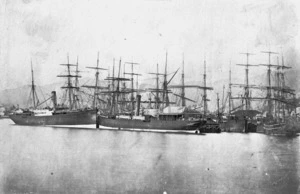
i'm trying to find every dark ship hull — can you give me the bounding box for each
[263,123,298,137]
[9,110,96,126]
[220,118,257,133]
[220,119,245,132]
[97,115,207,131]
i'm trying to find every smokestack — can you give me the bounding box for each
[136,94,141,116]
[51,91,57,110]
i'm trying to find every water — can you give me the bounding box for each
[0,118,299,194]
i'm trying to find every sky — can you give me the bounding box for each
[1,0,300,106]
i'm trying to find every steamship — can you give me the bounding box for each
[96,55,220,133]
[9,59,98,126]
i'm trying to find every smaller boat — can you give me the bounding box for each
[198,117,221,133]
[263,120,298,137]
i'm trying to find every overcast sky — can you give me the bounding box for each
[1,0,300,98]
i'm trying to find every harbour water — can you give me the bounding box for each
[0,118,299,193]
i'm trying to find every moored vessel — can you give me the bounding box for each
[96,54,220,133]
[9,57,98,126]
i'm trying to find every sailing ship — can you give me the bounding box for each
[257,52,299,136]
[9,57,98,126]
[96,54,220,133]
[219,53,259,132]
[220,51,299,136]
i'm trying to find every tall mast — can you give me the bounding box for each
[116,59,122,114]
[67,55,72,110]
[236,52,257,111]
[275,56,280,117]
[278,55,292,118]
[74,56,80,109]
[124,61,140,115]
[281,55,285,118]
[217,93,220,121]
[104,58,131,115]
[108,59,119,115]
[75,56,79,90]
[167,58,213,115]
[30,59,38,108]
[245,54,249,110]
[57,55,80,111]
[181,53,185,106]
[122,61,126,110]
[135,74,139,95]
[168,55,213,109]
[148,63,164,109]
[131,62,134,110]
[112,58,115,93]
[156,63,159,108]
[110,58,116,115]
[82,52,108,109]
[259,51,278,115]
[281,55,286,88]
[162,52,169,107]
[203,59,207,116]
[180,53,185,106]
[228,63,232,114]
[95,53,99,108]
[92,52,100,108]
[221,85,225,112]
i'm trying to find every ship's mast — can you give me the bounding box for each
[280,55,286,118]
[168,57,213,113]
[164,53,186,107]
[116,59,122,114]
[148,63,165,109]
[30,60,37,108]
[110,59,116,115]
[82,52,108,109]
[104,58,131,115]
[162,52,169,107]
[181,53,186,106]
[221,85,225,112]
[156,63,160,108]
[217,93,220,121]
[57,55,81,111]
[29,60,40,109]
[73,56,80,109]
[124,61,140,115]
[259,51,278,115]
[278,55,292,119]
[75,57,79,89]
[275,57,280,117]
[228,63,232,114]
[281,56,286,88]
[67,55,73,110]
[135,74,139,95]
[236,52,257,111]
[94,53,100,108]
[203,59,207,116]
[112,58,115,104]
[122,62,126,110]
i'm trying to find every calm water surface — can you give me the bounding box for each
[0,119,299,193]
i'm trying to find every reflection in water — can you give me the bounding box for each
[0,119,299,193]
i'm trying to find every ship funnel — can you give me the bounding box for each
[51,91,57,110]
[136,94,142,116]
